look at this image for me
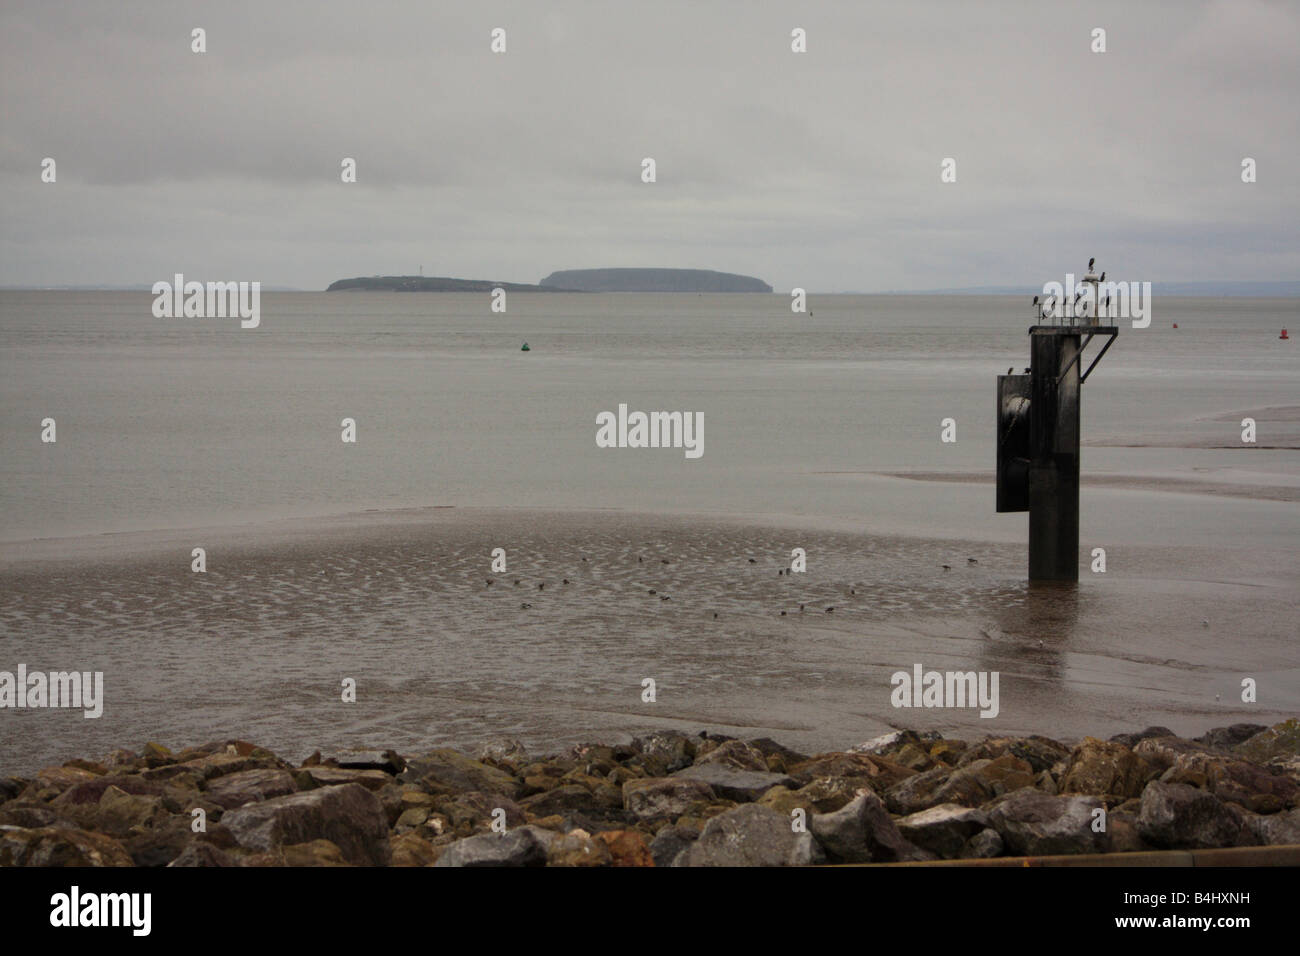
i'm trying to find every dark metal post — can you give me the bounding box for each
[1028,329,1081,581]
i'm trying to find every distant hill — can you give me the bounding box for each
[326,276,571,292]
[539,268,772,293]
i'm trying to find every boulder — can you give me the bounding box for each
[294,767,392,793]
[671,763,795,802]
[1196,724,1268,751]
[1241,808,1300,846]
[1107,726,1178,749]
[166,842,236,867]
[520,784,598,817]
[204,769,298,810]
[1234,719,1300,766]
[986,790,1108,856]
[1058,738,1152,800]
[896,803,992,859]
[963,828,1004,859]
[649,824,699,867]
[546,829,612,867]
[222,782,390,865]
[0,826,133,866]
[596,829,654,866]
[1160,753,1297,813]
[811,791,930,863]
[677,804,824,867]
[692,739,770,772]
[622,777,716,820]
[1137,781,1242,849]
[390,831,438,866]
[433,827,549,867]
[400,749,523,799]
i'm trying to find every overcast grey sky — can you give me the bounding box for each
[2,0,1297,291]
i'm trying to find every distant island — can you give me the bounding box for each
[326,269,773,293]
[540,268,772,293]
[326,276,569,292]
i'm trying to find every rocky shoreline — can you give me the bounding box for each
[1,720,1297,867]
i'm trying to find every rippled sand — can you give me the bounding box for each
[2,508,1296,775]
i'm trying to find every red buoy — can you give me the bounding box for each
[1282,329,1290,340]
[1172,322,1178,328]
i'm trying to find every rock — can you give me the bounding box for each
[986,790,1108,856]
[436,791,525,832]
[433,827,549,867]
[693,739,770,772]
[631,733,695,774]
[142,742,175,767]
[757,785,817,817]
[0,806,73,829]
[390,831,438,866]
[1242,808,1300,846]
[0,827,134,866]
[1196,724,1268,751]
[891,742,940,772]
[166,842,236,867]
[400,749,523,799]
[122,819,201,867]
[596,829,654,866]
[1160,753,1298,813]
[319,749,406,774]
[204,769,298,810]
[649,824,699,867]
[222,782,391,865]
[1105,811,1153,854]
[788,753,916,793]
[94,786,166,836]
[811,791,929,863]
[929,740,968,765]
[521,784,598,817]
[546,829,613,867]
[962,828,1004,859]
[622,777,717,820]
[677,804,824,867]
[790,775,873,811]
[168,751,286,781]
[1058,738,1152,800]
[1108,726,1178,749]
[51,775,164,807]
[884,766,951,815]
[671,763,795,802]
[968,754,1036,795]
[1234,719,1300,766]
[746,738,810,766]
[34,766,100,792]
[1132,736,1222,774]
[474,739,530,767]
[1138,781,1243,849]
[896,803,992,859]
[849,730,921,756]
[282,839,350,866]
[294,767,392,792]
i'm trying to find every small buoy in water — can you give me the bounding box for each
[1172,323,1178,328]
[1282,329,1290,340]
[521,342,530,351]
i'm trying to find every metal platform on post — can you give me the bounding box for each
[997,261,1119,582]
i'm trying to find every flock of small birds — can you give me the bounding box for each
[482,550,989,619]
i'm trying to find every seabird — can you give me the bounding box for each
[520,603,532,609]
[825,607,834,613]
[967,558,978,564]
[1007,367,1014,374]
[1099,271,1105,282]
[563,578,570,584]
[713,612,718,619]
[942,564,951,570]
[1088,257,1095,271]
[538,582,544,590]
[799,604,805,612]
[486,579,493,586]
[748,558,757,564]
[648,589,656,595]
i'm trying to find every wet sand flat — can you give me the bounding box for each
[2,507,1296,776]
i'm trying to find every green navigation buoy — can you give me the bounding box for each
[521,342,530,351]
